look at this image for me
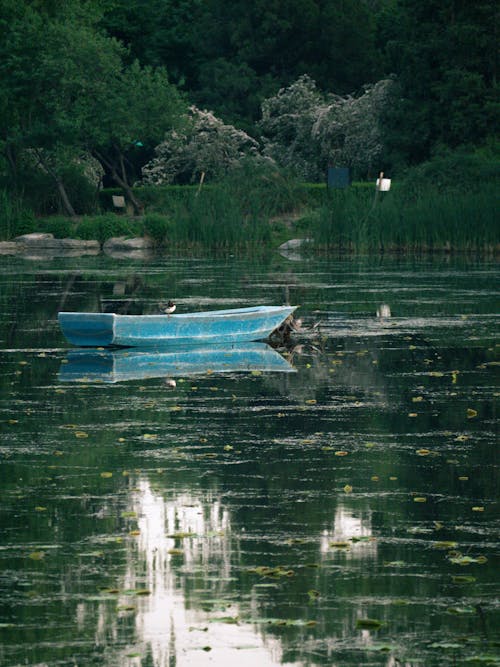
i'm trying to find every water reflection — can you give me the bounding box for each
[59,343,296,383]
[118,479,294,667]
[319,504,376,560]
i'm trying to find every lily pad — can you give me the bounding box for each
[356,618,383,630]
[307,589,320,601]
[447,606,476,615]
[452,575,476,583]
[249,566,294,578]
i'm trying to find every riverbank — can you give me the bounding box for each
[1,172,498,254]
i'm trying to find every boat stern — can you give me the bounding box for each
[58,312,115,347]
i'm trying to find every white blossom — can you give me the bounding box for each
[260,76,394,180]
[141,106,260,184]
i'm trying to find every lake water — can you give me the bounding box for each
[0,251,498,667]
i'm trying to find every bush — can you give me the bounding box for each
[400,148,500,196]
[39,216,75,238]
[7,162,100,217]
[74,214,143,244]
[143,213,175,246]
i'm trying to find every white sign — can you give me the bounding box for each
[112,195,126,208]
[376,178,391,191]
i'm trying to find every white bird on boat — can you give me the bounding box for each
[159,300,176,315]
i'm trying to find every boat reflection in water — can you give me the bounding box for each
[58,342,295,383]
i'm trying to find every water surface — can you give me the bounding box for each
[0,252,498,666]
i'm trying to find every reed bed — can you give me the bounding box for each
[310,183,498,253]
[2,162,497,253]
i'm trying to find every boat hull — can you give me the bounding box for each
[58,305,297,348]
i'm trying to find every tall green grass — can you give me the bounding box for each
[310,183,498,253]
[164,183,272,249]
[0,190,36,240]
[137,163,302,249]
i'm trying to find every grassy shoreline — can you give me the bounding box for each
[1,180,498,255]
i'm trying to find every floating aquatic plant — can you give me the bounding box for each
[451,575,476,583]
[248,566,294,578]
[356,618,383,630]
[433,541,458,549]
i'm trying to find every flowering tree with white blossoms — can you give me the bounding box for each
[260,75,394,181]
[141,106,260,184]
[259,75,328,182]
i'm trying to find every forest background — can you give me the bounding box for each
[0,0,498,251]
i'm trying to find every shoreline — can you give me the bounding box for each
[1,232,498,258]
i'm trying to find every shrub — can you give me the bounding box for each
[39,216,75,238]
[74,214,143,244]
[400,148,500,196]
[143,213,175,246]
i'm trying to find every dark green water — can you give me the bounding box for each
[0,252,498,667]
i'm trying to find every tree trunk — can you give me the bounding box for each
[5,144,18,183]
[93,149,144,216]
[110,168,144,215]
[34,149,76,217]
[56,178,77,217]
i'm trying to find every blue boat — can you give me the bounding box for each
[58,305,297,348]
[58,343,295,383]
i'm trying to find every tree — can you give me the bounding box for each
[101,0,384,128]
[260,75,392,180]
[141,106,260,185]
[0,1,116,215]
[382,0,499,165]
[82,61,185,213]
[0,0,185,216]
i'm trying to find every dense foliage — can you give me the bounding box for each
[0,0,497,223]
[381,0,499,166]
[0,0,185,216]
[100,0,383,128]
